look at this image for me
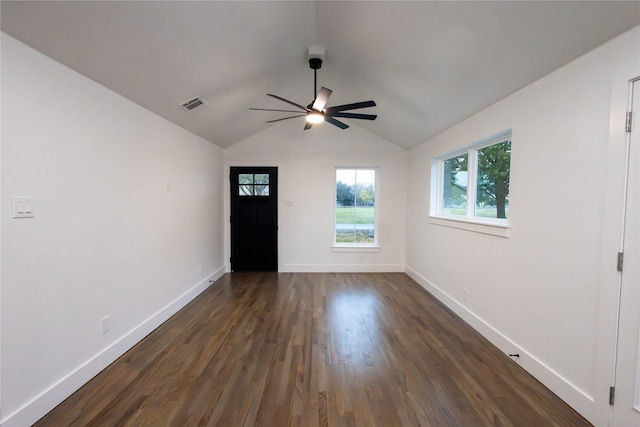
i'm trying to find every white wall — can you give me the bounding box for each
[405,26,640,424]
[0,34,225,426]
[225,119,407,272]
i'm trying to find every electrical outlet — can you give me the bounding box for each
[464,288,469,302]
[199,263,203,273]
[101,316,110,335]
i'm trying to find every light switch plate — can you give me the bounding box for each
[11,196,34,218]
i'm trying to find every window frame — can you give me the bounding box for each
[430,130,512,237]
[333,167,381,251]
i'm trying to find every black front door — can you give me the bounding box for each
[230,167,278,271]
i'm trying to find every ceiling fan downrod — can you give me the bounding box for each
[309,57,322,105]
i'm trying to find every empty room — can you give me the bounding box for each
[1,1,639,426]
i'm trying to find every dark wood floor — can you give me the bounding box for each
[35,273,591,426]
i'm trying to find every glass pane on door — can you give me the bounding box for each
[239,174,254,184]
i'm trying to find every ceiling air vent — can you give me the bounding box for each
[180,96,206,111]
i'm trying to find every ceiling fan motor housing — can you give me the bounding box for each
[307,45,325,66]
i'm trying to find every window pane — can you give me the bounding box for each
[355,208,375,242]
[475,140,511,219]
[239,174,253,185]
[239,185,253,196]
[255,185,269,196]
[442,154,468,215]
[254,174,269,185]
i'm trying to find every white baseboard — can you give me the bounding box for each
[404,266,595,423]
[281,264,405,273]
[1,266,226,427]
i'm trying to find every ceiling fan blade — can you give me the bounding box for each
[265,114,306,123]
[304,122,313,130]
[325,116,349,129]
[266,94,309,112]
[330,112,377,120]
[250,107,306,113]
[311,87,332,111]
[324,100,376,114]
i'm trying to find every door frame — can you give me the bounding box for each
[594,61,640,425]
[224,162,281,273]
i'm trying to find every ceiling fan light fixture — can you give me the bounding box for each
[306,111,324,124]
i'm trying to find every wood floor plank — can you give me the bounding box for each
[34,273,591,426]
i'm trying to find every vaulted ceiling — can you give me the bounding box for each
[2,1,639,149]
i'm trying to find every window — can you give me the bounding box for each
[238,173,269,196]
[335,168,378,245]
[432,130,511,226]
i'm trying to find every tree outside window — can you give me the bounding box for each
[476,140,511,219]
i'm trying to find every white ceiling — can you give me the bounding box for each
[2,1,639,149]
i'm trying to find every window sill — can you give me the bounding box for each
[429,216,511,238]
[332,245,381,253]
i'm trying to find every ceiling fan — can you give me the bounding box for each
[250,47,377,130]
